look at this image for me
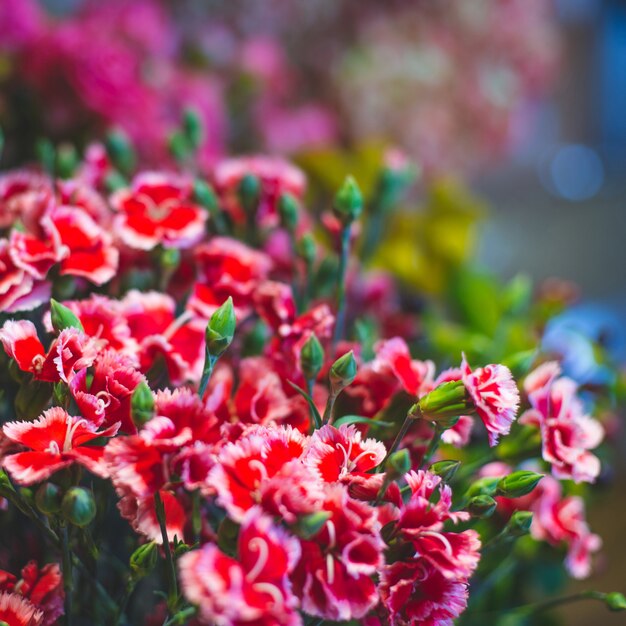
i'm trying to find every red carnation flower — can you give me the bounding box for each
[395,471,480,580]
[70,349,146,434]
[179,507,302,626]
[292,485,383,621]
[2,407,119,485]
[0,239,51,313]
[380,560,468,626]
[374,337,435,398]
[0,561,64,626]
[187,237,272,321]
[42,205,118,285]
[304,424,386,497]
[0,320,103,383]
[210,425,317,523]
[0,592,43,626]
[111,172,207,250]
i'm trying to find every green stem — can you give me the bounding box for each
[322,391,338,425]
[468,590,607,619]
[113,578,136,626]
[380,413,414,471]
[332,225,351,346]
[306,379,321,430]
[154,491,179,612]
[191,490,201,544]
[301,259,313,311]
[163,606,197,626]
[420,424,444,469]
[197,353,216,399]
[61,523,73,626]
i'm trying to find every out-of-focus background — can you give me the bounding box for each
[0,0,624,622]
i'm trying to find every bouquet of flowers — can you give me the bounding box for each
[0,119,622,626]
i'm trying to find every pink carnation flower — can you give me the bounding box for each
[461,356,520,447]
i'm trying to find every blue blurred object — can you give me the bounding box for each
[542,302,625,385]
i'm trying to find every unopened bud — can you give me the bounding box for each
[205,297,236,358]
[238,174,261,215]
[50,299,83,332]
[430,460,461,482]
[105,130,135,175]
[104,170,127,193]
[333,176,363,225]
[193,179,219,213]
[385,449,411,479]
[159,247,181,271]
[62,487,96,527]
[294,511,331,539]
[605,592,626,611]
[414,380,472,428]
[278,193,299,232]
[35,138,55,175]
[300,334,324,381]
[504,511,533,537]
[296,234,316,265]
[468,495,497,519]
[130,541,159,578]
[131,382,154,427]
[56,143,78,179]
[168,131,189,163]
[183,107,204,149]
[35,483,63,515]
[329,351,357,394]
[465,477,500,499]
[496,471,543,499]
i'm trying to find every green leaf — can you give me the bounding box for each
[286,380,322,428]
[333,414,393,429]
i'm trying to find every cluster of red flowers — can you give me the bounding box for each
[0,144,609,625]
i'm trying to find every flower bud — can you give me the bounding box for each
[329,351,357,394]
[105,130,135,175]
[61,487,96,527]
[159,247,181,271]
[104,170,127,193]
[193,179,219,213]
[300,334,324,381]
[168,131,189,163]
[238,174,261,215]
[35,138,55,175]
[414,380,472,427]
[50,299,83,332]
[56,143,78,179]
[183,107,204,149]
[333,176,363,225]
[130,541,159,578]
[293,511,331,539]
[496,471,543,499]
[205,297,236,358]
[468,495,497,519]
[429,460,461,482]
[217,517,240,554]
[278,193,299,232]
[605,592,626,611]
[131,382,155,427]
[504,511,533,537]
[296,234,316,265]
[385,449,411,479]
[465,476,500,499]
[35,483,63,515]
